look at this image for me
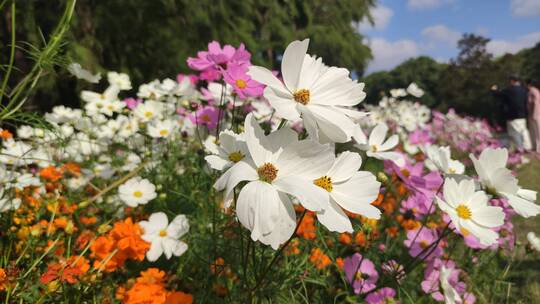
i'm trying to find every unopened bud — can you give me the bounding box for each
[377,172,389,183]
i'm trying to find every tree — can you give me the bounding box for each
[362,56,445,107]
[1,0,376,112]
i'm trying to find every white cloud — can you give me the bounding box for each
[357,5,394,31]
[511,0,540,17]
[421,25,461,46]
[366,38,419,73]
[487,32,540,56]
[407,0,454,10]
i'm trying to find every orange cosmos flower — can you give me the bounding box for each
[296,212,316,240]
[39,166,63,182]
[40,256,90,284]
[165,291,193,304]
[309,248,331,270]
[0,129,13,139]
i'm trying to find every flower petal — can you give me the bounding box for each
[282,39,310,90]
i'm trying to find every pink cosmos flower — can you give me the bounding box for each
[223,63,264,99]
[404,228,443,260]
[189,106,219,130]
[344,253,379,294]
[176,73,199,85]
[123,97,142,110]
[365,287,398,304]
[400,192,434,219]
[385,160,443,197]
[421,259,466,302]
[187,41,251,81]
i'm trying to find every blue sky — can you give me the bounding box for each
[361,0,540,74]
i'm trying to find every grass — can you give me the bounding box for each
[507,158,540,302]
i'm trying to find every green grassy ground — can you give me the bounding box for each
[509,158,540,302]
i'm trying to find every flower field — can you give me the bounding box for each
[1,39,539,304]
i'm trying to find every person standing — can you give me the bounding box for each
[491,75,532,151]
[527,79,540,152]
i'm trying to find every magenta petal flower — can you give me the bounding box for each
[404,228,442,259]
[123,97,142,110]
[189,106,219,130]
[187,41,252,81]
[365,287,398,304]
[223,63,264,99]
[344,253,379,294]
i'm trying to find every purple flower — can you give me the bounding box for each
[365,287,398,304]
[400,192,434,219]
[404,228,442,260]
[187,41,251,81]
[223,63,264,99]
[421,259,466,302]
[385,160,443,197]
[123,97,142,110]
[189,106,219,130]
[344,253,379,294]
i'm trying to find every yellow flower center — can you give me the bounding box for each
[401,169,410,177]
[159,129,169,136]
[257,163,278,183]
[235,79,247,89]
[371,145,378,152]
[456,204,472,219]
[107,105,114,110]
[96,102,103,108]
[144,111,153,118]
[293,89,310,105]
[419,240,429,249]
[159,229,167,237]
[201,114,211,122]
[228,151,244,163]
[133,191,143,198]
[449,168,456,174]
[314,176,333,192]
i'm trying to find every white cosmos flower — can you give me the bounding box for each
[45,106,83,124]
[390,88,407,98]
[470,147,540,218]
[67,63,101,83]
[440,266,461,304]
[214,113,333,249]
[527,232,540,252]
[107,71,132,90]
[147,119,177,139]
[139,212,189,262]
[357,123,404,166]
[82,86,120,117]
[205,130,249,171]
[406,82,424,98]
[118,177,157,207]
[0,188,21,212]
[425,145,465,175]
[313,151,381,233]
[248,39,367,143]
[133,100,164,122]
[436,178,504,246]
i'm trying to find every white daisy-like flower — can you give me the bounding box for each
[107,71,132,90]
[527,232,540,252]
[82,86,120,117]
[45,106,83,124]
[390,88,407,98]
[313,151,381,233]
[118,177,157,207]
[0,188,21,213]
[67,63,101,83]
[147,119,178,139]
[440,266,461,304]
[248,39,367,143]
[214,113,333,249]
[139,212,189,262]
[470,147,540,218]
[406,82,424,98]
[357,123,404,166]
[425,145,465,175]
[436,178,504,246]
[133,100,164,122]
[204,130,249,171]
